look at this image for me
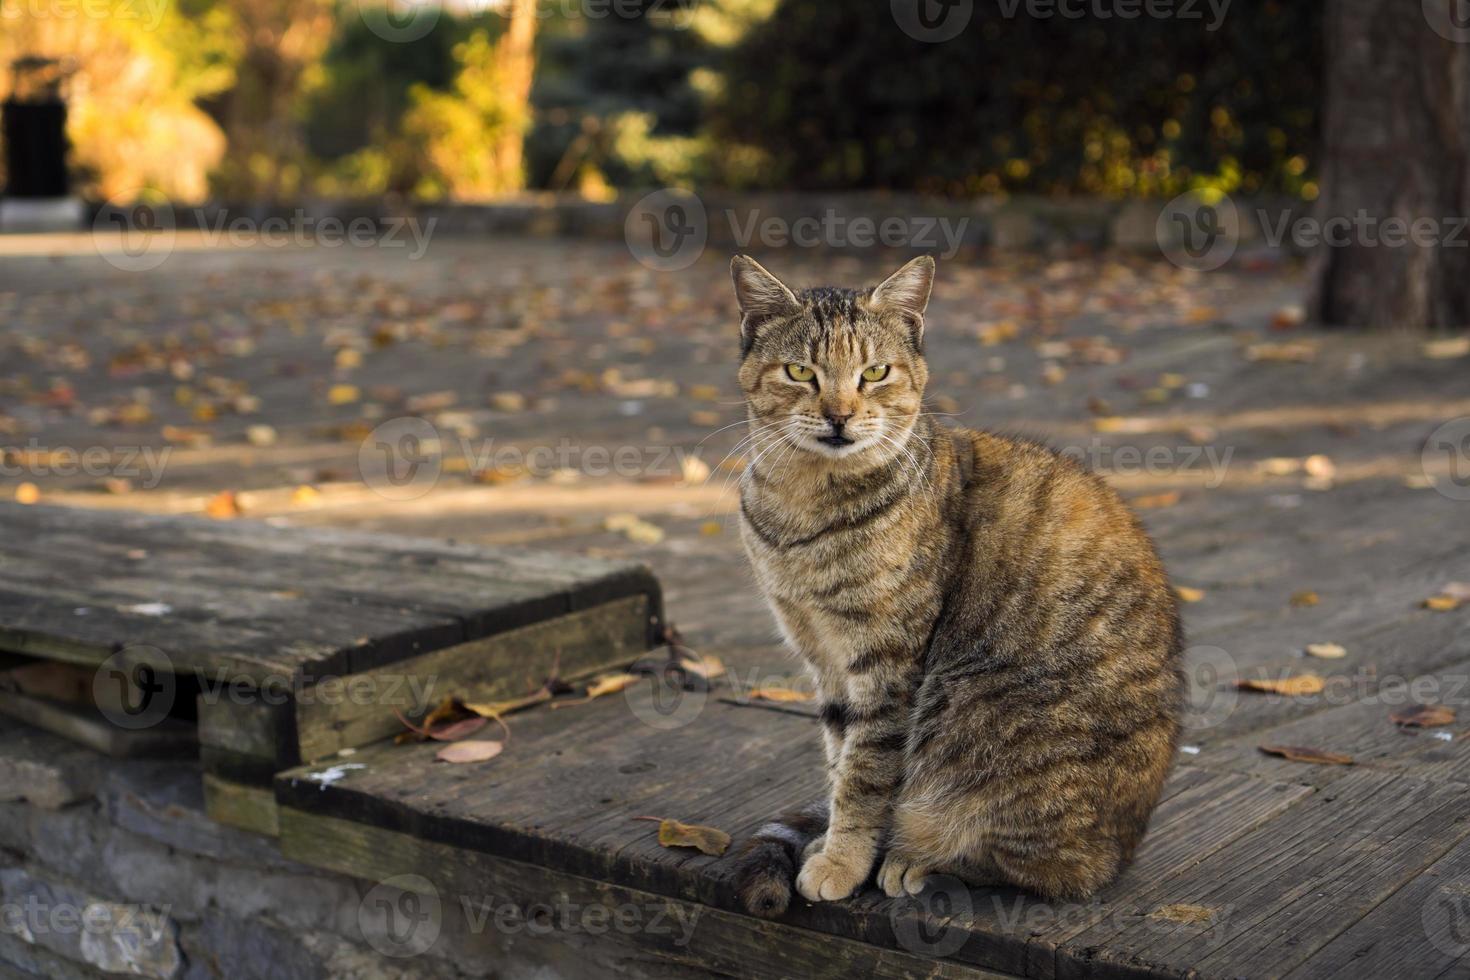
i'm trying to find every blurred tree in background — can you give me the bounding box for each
[715,0,1320,198]
[1,0,1321,203]
[0,0,232,201]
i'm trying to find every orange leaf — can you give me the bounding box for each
[747,687,814,703]
[1236,675,1324,697]
[1131,491,1182,510]
[205,491,241,519]
[1175,586,1205,603]
[635,817,730,856]
[1390,705,1456,728]
[1259,744,1354,765]
[435,740,503,763]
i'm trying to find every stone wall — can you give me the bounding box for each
[0,721,715,980]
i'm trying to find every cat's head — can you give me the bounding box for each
[731,255,934,463]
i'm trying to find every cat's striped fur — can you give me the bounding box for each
[728,255,1184,917]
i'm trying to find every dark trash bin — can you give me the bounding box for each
[2,57,71,199]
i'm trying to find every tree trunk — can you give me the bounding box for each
[1310,0,1470,329]
[491,0,538,190]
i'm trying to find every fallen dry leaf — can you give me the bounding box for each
[1390,705,1457,728]
[551,672,640,708]
[636,817,730,856]
[1305,642,1347,660]
[1423,337,1470,360]
[436,740,504,763]
[1149,904,1218,925]
[205,491,241,519]
[1237,675,1325,697]
[1423,594,1466,612]
[1175,586,1206,603]
[14,483,39,505]
[1131,491,1182,510]
[327,384,360,405]
[1245,341,1317,363]
[747,687,815,704]
[464,688,553,720]
[1259,744,1354,765]
[1289,590,1320,608]
[426,716,489,741]
[684,654,726,681]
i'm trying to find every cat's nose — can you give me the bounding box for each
[824,411,853,430]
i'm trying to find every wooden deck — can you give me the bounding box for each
[3,236,1470,977]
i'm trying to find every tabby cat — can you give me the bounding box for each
[728,255,1184,917]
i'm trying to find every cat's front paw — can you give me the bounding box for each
[878,850,935,898]
[796,846,871,902]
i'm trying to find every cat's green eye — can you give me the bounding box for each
[862,364,891,383]
[785,363,815,382]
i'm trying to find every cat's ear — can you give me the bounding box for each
[868,255,935,342]
[731,255,800,350]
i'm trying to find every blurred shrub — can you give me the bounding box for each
[712,0,1320,198]
[0,0,232,201]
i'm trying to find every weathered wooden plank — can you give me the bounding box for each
[1284,830,1470,980]
[274,671,1317,980]
[1188,657,1470,789]
[0,689,195,759]
[279,808,1015,980]
[0,502,663,679]
[1052,770,1470,979]
[202,773,279,837]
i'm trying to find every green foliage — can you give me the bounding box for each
[400,28,530,200]
[711,1,1320,198]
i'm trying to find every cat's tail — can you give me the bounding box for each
[732,799,828,918]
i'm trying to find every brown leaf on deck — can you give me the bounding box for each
[550,672,640,708]
[1390,705,1457,728]
[747,687,815,703]
[1289,590,1320,608]
[1236,674,1325,697]
[1304,642,1347,660]
[1149,904,1219,925]
[205,491,241,519]
[463,688,554,720]
[435,740,504,764]
[1175,586,1205,603]
[635,817,730,856]
[1131,491,1181,510]
[1259,745,1354,765]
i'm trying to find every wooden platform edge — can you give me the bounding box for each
[278,807,1013,980]
[203,773,280,837]
[197,594,657,782]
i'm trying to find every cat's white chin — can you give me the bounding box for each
[801,436,874,459]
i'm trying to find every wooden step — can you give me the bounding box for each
[0,501,663,833]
